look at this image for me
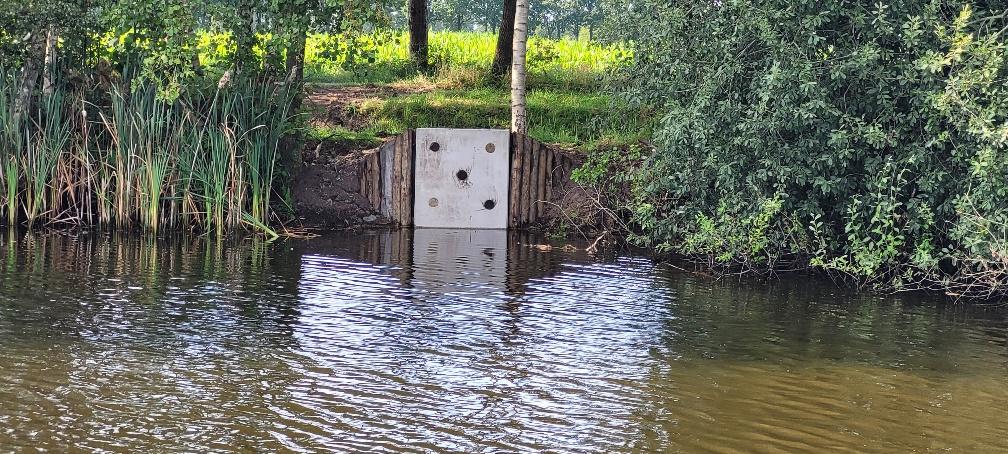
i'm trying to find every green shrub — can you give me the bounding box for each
[614,0,1008,295]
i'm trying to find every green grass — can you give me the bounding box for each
[295,31,647,150]
[305,124,383,149]
[354,87,650,147]
[295,31,630,90]
[201,29,647,150]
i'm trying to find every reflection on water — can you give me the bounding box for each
[0,230,1006,452]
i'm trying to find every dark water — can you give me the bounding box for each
[0,230,1006,453]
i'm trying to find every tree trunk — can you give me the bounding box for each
[510,0,529,134]
[285,29,307,113]
[490,0,517,76]
[42,25,57,96]
[408,0,428,68]
[275,28,309,221]
[16,31,47,118]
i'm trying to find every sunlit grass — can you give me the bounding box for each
[348,87,650,148]
[191,30,629,90]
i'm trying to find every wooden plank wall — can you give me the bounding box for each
[508,133,574,228]
[360,130,415,226]
[361,131,572,229]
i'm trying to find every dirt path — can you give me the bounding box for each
[305,83,431,130]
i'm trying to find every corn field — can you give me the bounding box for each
[0,72,293,236]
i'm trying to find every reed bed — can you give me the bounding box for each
[0,71,293,236]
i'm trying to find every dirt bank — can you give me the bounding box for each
[290,139,387,229]
[292,85,620,233]
[290,135,619,234]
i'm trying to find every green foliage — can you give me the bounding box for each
[386,0,604,39]
[615,0,1008,294]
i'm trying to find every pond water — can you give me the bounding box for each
[0,229,1006,452]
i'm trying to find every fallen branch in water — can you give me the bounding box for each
[586,230,609,254]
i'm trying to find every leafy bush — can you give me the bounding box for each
[614,0,1008,296]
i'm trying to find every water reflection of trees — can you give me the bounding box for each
[0,231,303,343]
[628,269,1008,453]
[0,231,311,450]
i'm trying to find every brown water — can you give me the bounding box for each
[0,229,1006,453]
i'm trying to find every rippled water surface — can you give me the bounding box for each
[1,230,1006,452]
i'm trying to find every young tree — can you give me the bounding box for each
[510,0,528,133]
[408,0,428,67]
[490,0,516,76]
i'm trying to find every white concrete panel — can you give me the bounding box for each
[414,128,510,229]
[411,228,508,291]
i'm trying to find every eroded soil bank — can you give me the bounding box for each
[289,85,625,234]
[290,136,615,234]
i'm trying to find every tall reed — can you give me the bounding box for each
[0,70,295,235]
[23,90,71,225]
[0,72,21,225]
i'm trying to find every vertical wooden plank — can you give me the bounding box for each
[527,135,537,224]
[404,129,415,226]
[363,155,370,207]
[536,141,548,220]
[378,140,392,218]
[359,156,367,204]
[397,131,405,224]
[544,147,554,215]
[519,134,533,226]
[399,130,406,225]
[509,132,524,228]
[526,136,539,224]
[390,136,398,224]
[365,152,377,210]
[394,132,405,226]
[374,153,382,209]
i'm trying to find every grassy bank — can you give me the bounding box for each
[295,32,647,150]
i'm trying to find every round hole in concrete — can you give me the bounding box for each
[483,199,496,210]
[485,143,495,153]
[456,169,469,181]
[429,142,440,152]
[428,197,439,207]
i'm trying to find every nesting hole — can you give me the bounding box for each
[456,169,469,181]
[483,199,496,210]
[429,142,440,152]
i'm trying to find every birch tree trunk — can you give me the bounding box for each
[510,0,529,134]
